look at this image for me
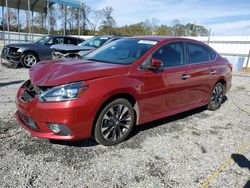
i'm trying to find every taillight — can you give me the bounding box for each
[229,63,233,71]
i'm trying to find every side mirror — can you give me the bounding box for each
[149,58,163,71]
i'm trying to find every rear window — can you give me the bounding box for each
[64,38,78,45]
[187,42,216,64]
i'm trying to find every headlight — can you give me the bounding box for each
[17,48,23,53]
[39,82,88,102]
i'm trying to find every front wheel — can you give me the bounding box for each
[21,52,38,68]
[94,98,135,146]
[207,82,224,111]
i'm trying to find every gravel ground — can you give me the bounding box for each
[0,65,249,188]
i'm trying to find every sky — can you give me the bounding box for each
[83,0,250,36]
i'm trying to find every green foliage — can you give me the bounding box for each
[113,22,150,36]
[156,25,173,36]
[170,20,209,36]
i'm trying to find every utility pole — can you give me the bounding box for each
[207,28,211,45]
[5,0,10,44]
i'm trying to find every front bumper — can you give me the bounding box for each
[1,48,21,67]
[2,54,21,63]
[15,87,95,140]
[15,111,77,140]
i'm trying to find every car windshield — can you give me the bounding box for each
[78,36,110,48]
[35,36,50,44]
[83,38,158,65]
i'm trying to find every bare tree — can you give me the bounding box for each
[144,17,159,35]
[5,8,17,31]
[99,6,116,34]
[48,4,57,31]
[67,7,79,31]
[88,10,103,33]
[80,3,91,33]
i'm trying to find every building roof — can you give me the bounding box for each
[0,0,81,13]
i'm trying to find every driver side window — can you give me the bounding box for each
[47,37,64,45]
[152,42,185,67]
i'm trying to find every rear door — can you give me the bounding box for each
[185,42,218,104]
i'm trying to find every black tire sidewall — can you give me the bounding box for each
[207,82,224,111]
[94,98,135,146]
[21,52,38,68]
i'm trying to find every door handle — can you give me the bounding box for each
[180,74,190,80]
[210,70,217,75]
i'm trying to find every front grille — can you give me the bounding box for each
[20,80,47,102]
[19,113,39,130]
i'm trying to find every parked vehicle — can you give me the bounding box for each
[51,35,125,59]
[15,37,232,146]
[1,35,84,68]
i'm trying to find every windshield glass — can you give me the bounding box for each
[78,36,110,48]
[35,36,50,44]
[83,38,158,65]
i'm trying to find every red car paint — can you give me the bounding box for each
[15,37,232,141]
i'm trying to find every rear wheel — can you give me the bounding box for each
[21,52,38,68]
[207,82,224,111]
[94,98,135,146]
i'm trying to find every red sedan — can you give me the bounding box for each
[15,37,232,146]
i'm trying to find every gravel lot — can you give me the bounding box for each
[0,65,249,188]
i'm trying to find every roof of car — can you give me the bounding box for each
[131,36,193,42]
[47,35,84,39]
[94,35,114,38]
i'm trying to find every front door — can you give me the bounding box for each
[141,42,191,119]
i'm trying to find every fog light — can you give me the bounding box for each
[50,124,61,133]
[47,123,73,136]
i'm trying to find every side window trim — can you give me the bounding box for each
[186,41,218,65]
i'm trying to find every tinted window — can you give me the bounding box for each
[35,36,50,44]
[47,37,64,45]
[77,39,85,44]
[187,42,216,64]
[152,42,185,67]
[208,48,217,60]
[64,37,78,45]
[79,37,110,48]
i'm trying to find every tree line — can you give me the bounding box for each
[1,3,209,37]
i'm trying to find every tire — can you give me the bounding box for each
[207,82,224,111]
[21,52,38,68]
[94,98,135,146]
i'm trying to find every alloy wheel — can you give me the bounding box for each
[101,104,132,141]
[23,54,37,67]
[210,83,224,109]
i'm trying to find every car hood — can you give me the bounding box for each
[29,59,129,86]
[51,44,95,52]
[4,42,39,48]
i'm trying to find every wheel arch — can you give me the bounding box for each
[22,50,40,61]
[91,93,140,137]
[216,78,226,91]
[206,78,226,105]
